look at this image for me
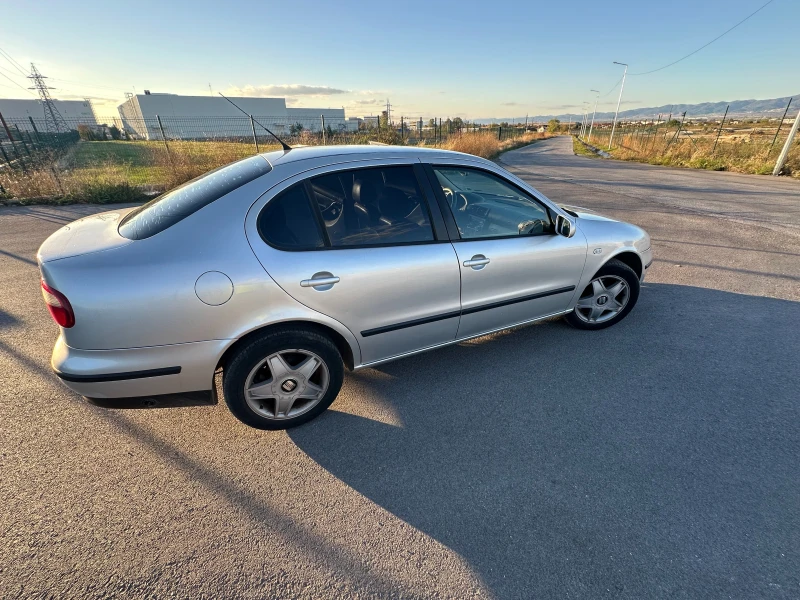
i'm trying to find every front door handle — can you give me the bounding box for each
[300,272,340,290]
[463,255,490,270]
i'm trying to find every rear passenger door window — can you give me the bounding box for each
[258,184,325,250]
[307,166,435,246]
[248,162,461,366]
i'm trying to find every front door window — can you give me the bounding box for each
[432,167,554,239]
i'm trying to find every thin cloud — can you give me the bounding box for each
[543,103,582,110]
[501,102,521,106]
[226,84,348,97]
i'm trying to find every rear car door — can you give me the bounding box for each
[427,164,588,339]
[246,161,461,366]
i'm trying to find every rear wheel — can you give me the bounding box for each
[565,259,640,330]
[223,328,344,430]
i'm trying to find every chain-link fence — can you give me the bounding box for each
[577,112,800,175]
[0,112,535,202]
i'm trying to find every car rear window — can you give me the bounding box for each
[119,155,271,240]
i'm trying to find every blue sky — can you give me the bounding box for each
[0,0,795,119]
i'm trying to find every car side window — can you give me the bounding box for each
[432,167,554,239]
[258,184,325,250]
[307,166,435,247]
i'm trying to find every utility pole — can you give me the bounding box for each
[772,105,800,176]
[608,61,628,150]
[28,63,67,134]
[588,89,600,142]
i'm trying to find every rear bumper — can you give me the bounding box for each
[51,336,228,398]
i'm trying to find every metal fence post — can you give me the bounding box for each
[772,105,800,176]
[767,98,792,158]
[0,111,25,171]
[0,145,13,169]
[666,112,686,151]
[712,105,729,155]
[14,126,31,157]
[28,117,42,143]
[50,166,65,196]
[650,114,662,152]
[249,115,259,153]
[156,115,175,171]
[0,111,14,143]
[321,114,326,144]
[498,126,502,141]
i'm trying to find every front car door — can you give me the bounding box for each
[425,163,588,339]
[246,160,461,366]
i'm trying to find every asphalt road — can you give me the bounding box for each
[1,140,799,599]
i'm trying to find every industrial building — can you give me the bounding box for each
[0,98,97,130]
[117,93,357,140]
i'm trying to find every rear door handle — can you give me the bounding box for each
[300,274,340,289]
[463,255,490,269]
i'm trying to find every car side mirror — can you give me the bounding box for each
[555,214,575,238]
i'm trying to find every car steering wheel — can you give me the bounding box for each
[318,198,343,227]
[442,187,455,207]
[518,219,545,235]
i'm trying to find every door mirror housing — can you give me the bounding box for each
[555,214,576,238]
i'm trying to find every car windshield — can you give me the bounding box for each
[119,155,271,240]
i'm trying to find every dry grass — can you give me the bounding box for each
[434,130,554,160]
[587,128,800,177]
[0,140,284,204]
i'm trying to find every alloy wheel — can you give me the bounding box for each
[244,349,330,420]
[574,275,630,324]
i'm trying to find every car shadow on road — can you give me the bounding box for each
[289,283,800,598]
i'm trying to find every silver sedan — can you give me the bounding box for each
[38,145,652,429]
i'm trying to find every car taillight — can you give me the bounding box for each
[41,280,75,328]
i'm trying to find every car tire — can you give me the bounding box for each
[565,258,640,331]
[222,327,344,430]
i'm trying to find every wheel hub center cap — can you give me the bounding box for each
[281,379,298,393]
[596,295,609,306]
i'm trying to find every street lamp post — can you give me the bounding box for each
[608,61,628,150]
[588,89,600,143]
[581,100,589,139]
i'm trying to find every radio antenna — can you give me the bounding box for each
[218,92,292,152]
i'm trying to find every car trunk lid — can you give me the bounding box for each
[37,208,135,264]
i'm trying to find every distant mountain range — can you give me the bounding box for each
[478,94,798,124]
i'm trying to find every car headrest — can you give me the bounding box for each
[379,187,416,223]
[352,180,377,206]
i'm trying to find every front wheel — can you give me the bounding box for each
[565,259,640,330]
[223,328,344,430]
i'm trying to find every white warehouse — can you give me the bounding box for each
[0,98,97,130]
[117,93,355,140]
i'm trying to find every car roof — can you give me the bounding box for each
[260,144,490,167]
